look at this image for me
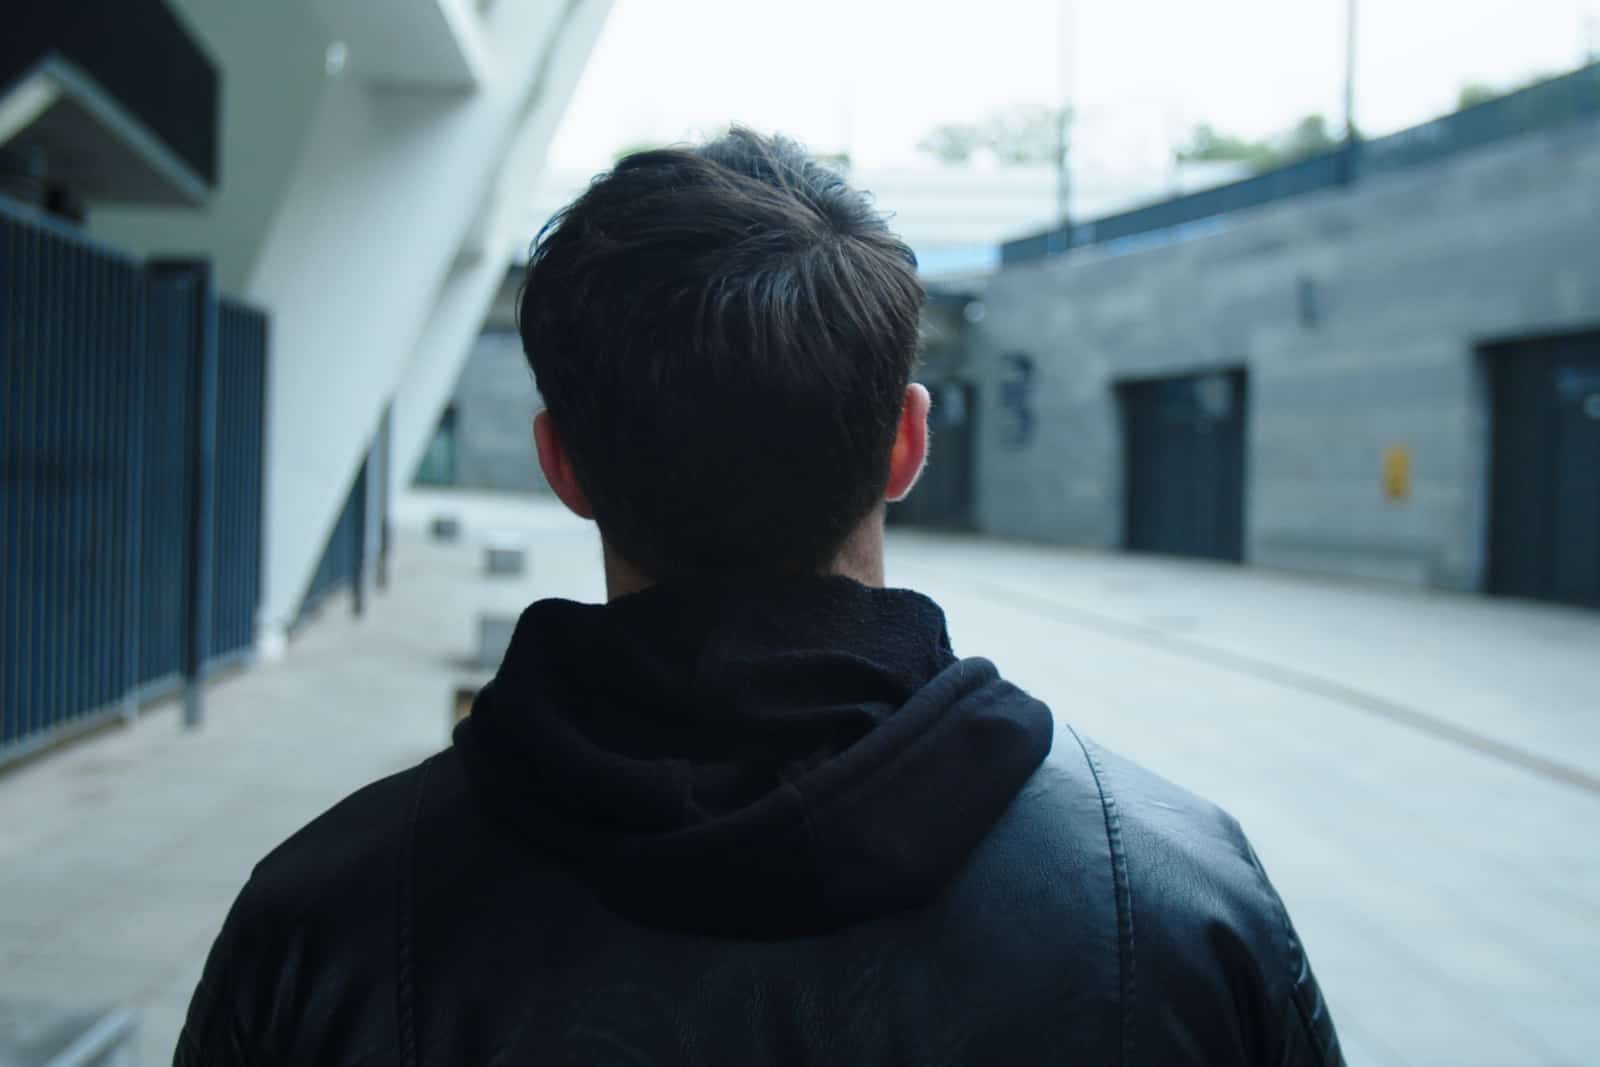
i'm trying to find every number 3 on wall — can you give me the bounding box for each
[1000,352,1036,450]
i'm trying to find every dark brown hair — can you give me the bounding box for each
[518,127,924,580]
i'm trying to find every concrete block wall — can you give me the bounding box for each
[971,116,1600,591]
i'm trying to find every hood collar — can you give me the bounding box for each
[455,576,1052,937]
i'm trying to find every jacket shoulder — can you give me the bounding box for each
[1066,732,1341,1067]
[246,756,424,909]
[175,757,435,1065]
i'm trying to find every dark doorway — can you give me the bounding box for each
[890,380,976,530]
[1486,330,1600,610]
[414,404,459,487]
[1118,368,1249,562]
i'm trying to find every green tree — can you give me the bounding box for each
[1285,114,1338,157]
[917,105,1069,167]
[1457,82,1500,109]
[917,123,987,164]
[1177,123,1279,169]
[1455,71,1561,111]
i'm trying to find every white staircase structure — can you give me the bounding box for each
[89,0,612,650]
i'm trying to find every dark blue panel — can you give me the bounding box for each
[1362,65,1600,180]
[0,200,16,734]
[137,273,196,693]
[3,0,220,187]
[0,198,270,763]
[299,461,366,625]
[0,200,146,751]
[211,301,268,660]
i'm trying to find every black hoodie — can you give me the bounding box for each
[177,576,1342,1066]
[453,575,1055,938]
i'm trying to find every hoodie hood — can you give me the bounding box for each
[453,575,1053,938]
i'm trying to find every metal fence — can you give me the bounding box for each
[299,459,367,624]
[132,265,198,701]
[1002,61,1600,267]
[212,300,268,661]
[1361,62,1600,179]
[1,197,269,764]
[296,398,392,625]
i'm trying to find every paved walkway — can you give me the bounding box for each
[2,491,1597,1065]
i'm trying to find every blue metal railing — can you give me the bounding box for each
[1361,63,1600,179]
[1,198,269,763]
[1002,61,1600,267]
[134,270,198,699]
[212,300,268,663]
[298,458,367,624]
[297,401,391,626]
[1083,149,1351,249]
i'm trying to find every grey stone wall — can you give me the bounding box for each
[970,117,1600,591]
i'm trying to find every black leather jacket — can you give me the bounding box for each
[176,581,1341,1065]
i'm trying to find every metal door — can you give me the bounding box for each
[1119,369,1248,562]
[1488,332,1600,609]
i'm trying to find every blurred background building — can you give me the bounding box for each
[420,58,1600,611]
[3,2,1600,1061]
[959,66,1600,608]
[5,0,1598,774]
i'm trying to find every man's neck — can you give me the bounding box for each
[601,513,888,602]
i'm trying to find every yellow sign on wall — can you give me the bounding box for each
[1383,445,1412,502]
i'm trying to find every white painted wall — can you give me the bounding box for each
[251,0,612,643]
[88,0,612,649]
[389,0,611,501]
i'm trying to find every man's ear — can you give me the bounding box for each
[533,410,595,520]
[885,382,931,503]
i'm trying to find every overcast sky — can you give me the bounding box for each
[548,0,1599,173]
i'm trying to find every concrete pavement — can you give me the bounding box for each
[2,491,1597,1065]
[889,534,1600,1066]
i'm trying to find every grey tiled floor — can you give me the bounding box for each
[2,492,1596,1065]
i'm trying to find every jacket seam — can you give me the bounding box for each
[1066,725,1136,1067]
[1287,944,1331,1067]
[397,754,433,1067]
[1288,986,1331,1067]
[1244,838,1332,1067]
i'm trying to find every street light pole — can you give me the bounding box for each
[1054,0,1076,229]
[1055,106,1071,228]
[1344,0,1359,141]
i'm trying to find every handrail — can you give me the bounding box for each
[1002,61,1600,267]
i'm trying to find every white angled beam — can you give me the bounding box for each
[252,0,611,640]
[309,0,493,91]
[389,0,612,502]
